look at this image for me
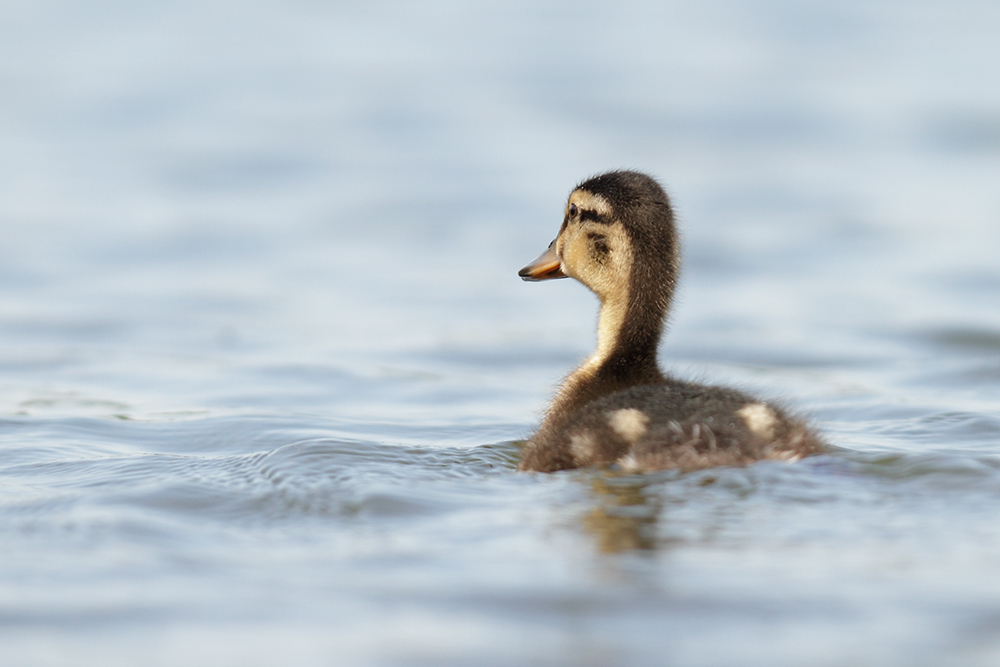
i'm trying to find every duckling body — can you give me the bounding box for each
[518,170,823,473]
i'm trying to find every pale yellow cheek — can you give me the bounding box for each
[559,235,590,280]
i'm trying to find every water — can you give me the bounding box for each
[2,1,1000,665]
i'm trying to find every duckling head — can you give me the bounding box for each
[519,170,679,314]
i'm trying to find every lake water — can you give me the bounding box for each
[2,1,1000,665]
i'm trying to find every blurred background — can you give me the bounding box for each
[2,0,997,399]
[2,1,1000,666]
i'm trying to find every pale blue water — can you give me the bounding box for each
[2,1,1000,665]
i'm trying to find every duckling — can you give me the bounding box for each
[518,170,823,473]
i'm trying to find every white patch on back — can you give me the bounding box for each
[738,403,777,439]
[615,454,644,473]
[569,432,597,464]
[608,408,649,443]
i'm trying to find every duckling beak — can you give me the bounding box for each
[518,240,567,281]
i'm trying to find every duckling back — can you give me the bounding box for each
[519,380,824,473]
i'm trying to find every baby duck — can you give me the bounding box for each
[518,170,823,473]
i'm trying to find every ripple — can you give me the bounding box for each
[0,416,524,533]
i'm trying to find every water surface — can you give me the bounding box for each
[2,1,1000,665]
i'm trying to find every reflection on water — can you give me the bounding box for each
[582,474,662,553]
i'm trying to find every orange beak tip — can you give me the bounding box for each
[519,240,567,281]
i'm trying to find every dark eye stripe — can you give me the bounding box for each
[579,209,609,223]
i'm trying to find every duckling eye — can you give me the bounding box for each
[568,203,579,219]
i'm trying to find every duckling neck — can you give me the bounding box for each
[539,291,665,433]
